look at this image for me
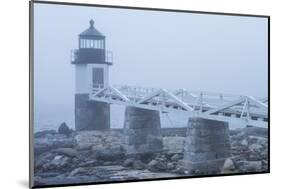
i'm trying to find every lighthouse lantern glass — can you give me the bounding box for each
[79,39,104,49]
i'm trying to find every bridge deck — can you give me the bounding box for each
[88,85,268,128]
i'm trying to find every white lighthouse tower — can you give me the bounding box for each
[71,19,112,131]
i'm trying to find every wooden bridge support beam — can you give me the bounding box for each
[124,106,163,154]
[184,117,231,174]
[75,94,110,131]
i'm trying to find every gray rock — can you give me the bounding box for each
[148,159,167,172]
[50,155,70,169]
[221,158,235,173]
[35,130,56,138]
[248,153,263,161]
[34,134,74,156]
[34,157,46,169]
[240,139,248,146]
[236,161,262,172]
[79,160,98,167]
[245,126,268,138]
[249,144,263,151]
[167,162,176,170]
[248,136,267,146]
[123,158,134,167]
[69,167,87,177]
[93,145,125,161]
[171,154,182,161]
[53,148,78,157]
[76,143,93,151]
[246,161,262,171]
[171,167,186,174]
[58,122,72,136]
[133,160,146,170]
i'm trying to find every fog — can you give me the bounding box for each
[33,3,268,130]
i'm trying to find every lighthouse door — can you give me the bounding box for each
[92,68,104,89]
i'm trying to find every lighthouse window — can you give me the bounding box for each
[101,40,104,49]
[82,39,85,48]
[83,39,85,48]
[90,40,94,48]
[99,40,102,48]
[80,39,88,48]
[79,39,105,49]
[95,40,99,49]
[94,40,104,49]
[92,68,104,88]
[79,39,83,48]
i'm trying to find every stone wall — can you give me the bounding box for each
[161,127,187,137]
[111,127,187,137]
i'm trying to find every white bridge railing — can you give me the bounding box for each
[89,85,268,128]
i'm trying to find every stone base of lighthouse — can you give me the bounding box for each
[75,94,110,131]
[124,107,163,154]
[183,117,231,174]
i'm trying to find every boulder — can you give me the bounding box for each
[34,130,56,138]
[76,143,93,151]
[248,136,267,146]
[221,158,235,173]
[133,160,146,170]
[240,139,248,147]
[171,167,186,174]
[123,158,134,167]
[53,148,78,157]
[249,144,263,151]
[245,126,268,138]
[79,160,98,167]
[148,159,167,172]
[236,161,262,172]
[167,162,176,170]
[244,161,262,172]
[34,157,46,170]
[69,167,87,177]
[34,135,74,156]
[48,155,70,169]
[58,122,72,136]
[93,145,125,161]
[171,154,182,161]
[248,153,263,161]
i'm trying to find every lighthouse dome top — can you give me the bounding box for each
[79,19,105,39]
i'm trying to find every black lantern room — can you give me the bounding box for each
[71,19,112,65]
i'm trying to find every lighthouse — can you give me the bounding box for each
[71,19,112,131]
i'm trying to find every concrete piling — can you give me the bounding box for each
[75,94,110,131]
[184,117,231,173]
[124,106,163,153]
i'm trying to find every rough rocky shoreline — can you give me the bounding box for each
[33,124,268,186]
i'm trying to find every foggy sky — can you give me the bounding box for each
[33,3,268,125]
